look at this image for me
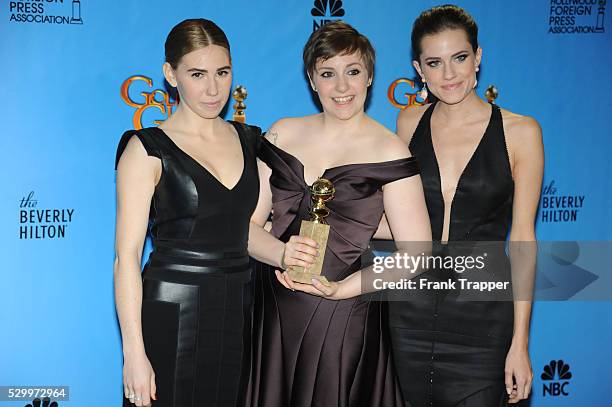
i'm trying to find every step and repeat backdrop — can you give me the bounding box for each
[2,0,611,405]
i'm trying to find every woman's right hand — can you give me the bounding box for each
[123,352,156,406]
[281,235,319,269]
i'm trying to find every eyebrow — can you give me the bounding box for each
[186,65,232,73]
[424,50,469,61]
[316,62,363,71]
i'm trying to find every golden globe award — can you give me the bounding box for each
[232,85,247,123]
[287,178,334,286]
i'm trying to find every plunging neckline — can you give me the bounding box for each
[156,121,246,191]
[262,137,415,187]
[428,102,495,241]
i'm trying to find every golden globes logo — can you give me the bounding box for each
[387,78,427,109]
[120,75,177,130]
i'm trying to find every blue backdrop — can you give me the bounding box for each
[2,0,611,405]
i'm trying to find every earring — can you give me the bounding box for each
[416,81,428,103]
[367,79,372,87]
[473,76,478,89]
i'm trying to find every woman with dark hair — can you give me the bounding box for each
[385,4,541,406]
[114,18,270,407]
[246,21,431,406]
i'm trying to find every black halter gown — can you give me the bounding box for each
[389,102,515,407]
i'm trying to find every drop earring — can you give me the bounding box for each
[416,81,428,103]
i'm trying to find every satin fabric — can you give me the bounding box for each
[389,103,515,407]
[116,121,261,407]
[246,138,419,407]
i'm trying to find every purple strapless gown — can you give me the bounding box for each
[245,138,420,407]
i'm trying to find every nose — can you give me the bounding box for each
[335,75,349,93]
[206,76,219,96]
[442,62,456,81]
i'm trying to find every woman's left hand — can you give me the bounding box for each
[274,270,344,300]
[504,344,533,403]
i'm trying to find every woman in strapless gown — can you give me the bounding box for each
[386,5,543,406]
[245,22,431,407]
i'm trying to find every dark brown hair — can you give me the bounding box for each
[303,21,375,79]
[165,18,230,68]
[411,4,478,61]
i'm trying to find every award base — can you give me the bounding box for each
[288,220,330,286]
[287,269,331,287]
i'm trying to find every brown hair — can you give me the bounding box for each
[303,21,375,79]
[165,18,230,68]
[412,5,478,61]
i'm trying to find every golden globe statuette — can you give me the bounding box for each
[485,85,499,104]
[287,178,334,286]
[232,85,247,123]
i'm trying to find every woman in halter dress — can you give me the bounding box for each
[380,6,542,406]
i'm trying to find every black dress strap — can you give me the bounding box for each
[408,102,437,152]
[229,121,262,156]
[115,128,162,169]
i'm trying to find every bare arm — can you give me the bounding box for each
[369,105,431,241]
[248,158,285,268]
[505,116,543,403]
[114,136,160,404]
[247,127,318,270]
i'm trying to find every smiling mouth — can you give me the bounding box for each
[332,95,354,105]
[441,82,462,91]
[201,101,221,107]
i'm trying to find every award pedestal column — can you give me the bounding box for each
[287,220,331,286]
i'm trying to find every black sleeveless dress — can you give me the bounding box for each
[389,103,515,406]
[115,121,261,407]
[246,138,418,407]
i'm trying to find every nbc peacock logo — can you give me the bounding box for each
[311,0,345,31]
[541,359,572,397]
[25,398,59,407]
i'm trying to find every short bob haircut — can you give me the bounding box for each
[303,21,375,80]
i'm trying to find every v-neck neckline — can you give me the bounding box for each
[428,102,495,241]
[262,137,413,187]
[155,121,246,192]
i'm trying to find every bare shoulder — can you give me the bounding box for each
[366,118,412,161]
[117,135,155,169]
[396,103,431,144]
[116,134,161,185]
[500,107,542,146]
[265,115,319,146]
[500,107,543,169]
